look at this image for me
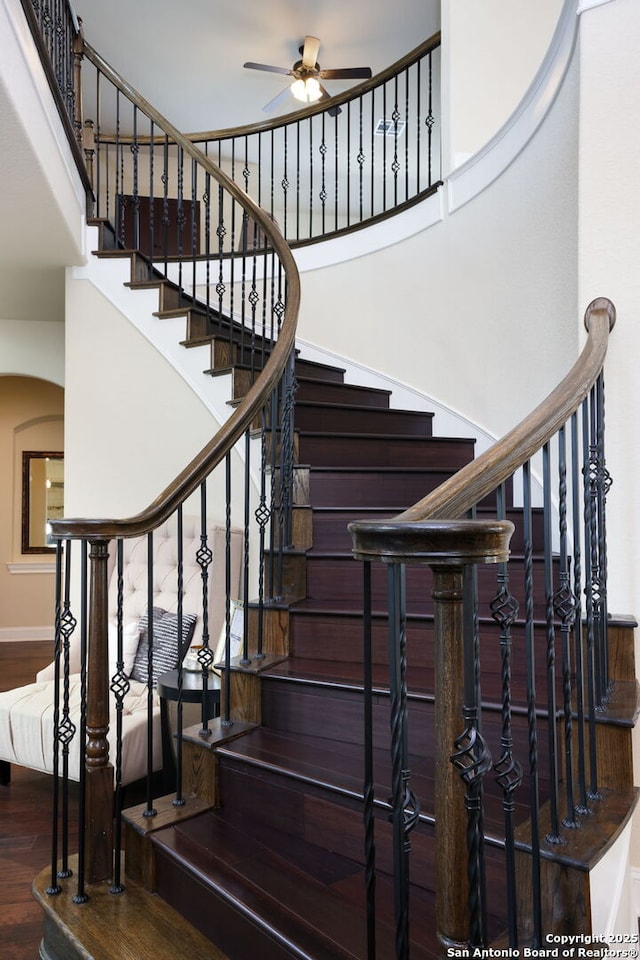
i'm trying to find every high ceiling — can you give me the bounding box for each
[75,0,440,133]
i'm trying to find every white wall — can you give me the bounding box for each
[296,47,579,444]
[63,276,240,523]
[442,0,565,170]
[0,319,64,386]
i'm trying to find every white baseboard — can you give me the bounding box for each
[0,626,53,643]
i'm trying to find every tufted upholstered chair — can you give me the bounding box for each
[0,517,242,786]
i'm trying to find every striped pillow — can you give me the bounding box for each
[130,606,197,686]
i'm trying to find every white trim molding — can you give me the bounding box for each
[577,0,616,13]
[6,561,56,574]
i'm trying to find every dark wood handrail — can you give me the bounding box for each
[50,42,301,542]
[350,297,616,560]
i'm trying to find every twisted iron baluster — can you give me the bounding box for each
[582,395,602,802]
[426,50,435,186]
[523,461,542,947]
[387,564,420,960]
[451,565,492,947]
[595,372,612,702]
[490,484,522,946]
[570,412,590,816]
[542,443,562,844]
[553,427,580,831]
[109,540,130,880]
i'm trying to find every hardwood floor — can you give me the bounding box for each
[0,765,77,960]
[0,641,66,959]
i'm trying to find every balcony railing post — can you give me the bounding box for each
[85,537,114,883]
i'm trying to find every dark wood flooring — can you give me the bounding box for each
[0,641,63,959]
[0,765,76,960]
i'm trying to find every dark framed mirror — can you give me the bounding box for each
[21,451,64,554]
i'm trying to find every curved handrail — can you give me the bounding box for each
[51,41,301,541]
[350,297,616,560]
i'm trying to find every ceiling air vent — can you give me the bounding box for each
[374,118,406,137]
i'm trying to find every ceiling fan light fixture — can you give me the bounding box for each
[291,76,322,103]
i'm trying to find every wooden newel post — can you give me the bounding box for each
[432,562,469,949]
[86,538,114,883]
[427,522,514,951]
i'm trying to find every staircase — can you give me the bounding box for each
[120,354,568,960]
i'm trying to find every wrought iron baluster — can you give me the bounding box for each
[47,540,66,897]
[319,111,327,234]
[362,561,376,960]
[542,442,562,844]
[426,49,434,186]
[173,506,186,805]
[58,539,78,883]
[109,538,128,893]
[553,427,579,830]
[523,460,543,946]
[143,532,157,819]
[582,394,601,801]
[595,372,612,702]
[387,563,419,960]
[241,428,252,666]
[197,484,214,735]
[570,411,590,815]
[254,406,271,658]
[490,483,522,947]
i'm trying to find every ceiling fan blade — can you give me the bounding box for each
[320,67,373,80]
[262,86,294,113]
[301,36,321,69]
[244,61,292,76]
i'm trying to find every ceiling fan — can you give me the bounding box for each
[244,35,372,115]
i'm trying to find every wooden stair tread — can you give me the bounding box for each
[33,856,230,960]
[154,811,436,960]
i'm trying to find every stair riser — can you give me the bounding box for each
[294,358,346,383]
[287,612,568,706]
[155,849,299,960]
[304,555,556,618]
[295,403,433,437]
[308,468,456,508]
[258,679,552,791]
[298,434,475,469]
[296,379,391,408]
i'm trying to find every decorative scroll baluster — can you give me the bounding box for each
[196,484,215,735]
[450,565,492,947]
[553,427,580,830]
[319,112,327,234]
[490,484,522,946]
